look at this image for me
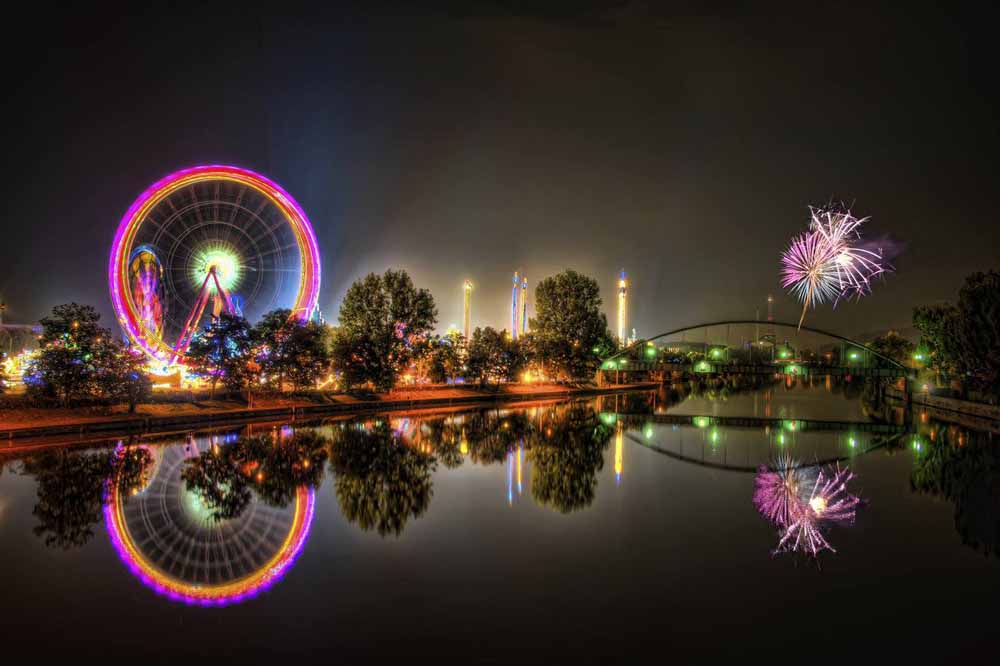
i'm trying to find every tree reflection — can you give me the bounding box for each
[528,403,613,513]
[20,444,151,549]
[182,430,328,521]
[911,426,1000,557]
[330,422,435,536]
[462,409,532,464]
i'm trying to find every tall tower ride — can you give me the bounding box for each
[462,280,473,341]
[520,276,528,337]
[617,269,628,347]
[511,271,520,340]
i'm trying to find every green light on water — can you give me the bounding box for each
[644,424,654,439]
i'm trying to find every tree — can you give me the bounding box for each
[914,271,1000,394]
[914,303,961,376]
[869,330,915,365]
[465,326,523,387]
[412,331,465,384]
[255,310,331,392]
[96,346,152,413]
[24,303,112,404]
[285,321,332,391]
[530,270,615,381]
[952,271,1000,394]
[255,309,295,391]
[332,270,437,391]
[185,313,256,400]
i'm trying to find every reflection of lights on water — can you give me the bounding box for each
[517,443,523,495]
[105,462,316,607]
[615,428,623,485]
[506,451,514,506]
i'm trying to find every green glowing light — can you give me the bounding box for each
[709,428,720,444]
[777,433,786,445]
[646,346,657,358]
[190,244,242,292]
[693,416,711,429]
[644,424,654,439]
[600,412,617,426]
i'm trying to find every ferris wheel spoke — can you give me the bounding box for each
[253,241,299,261]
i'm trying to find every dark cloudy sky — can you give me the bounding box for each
[1,1,997,338]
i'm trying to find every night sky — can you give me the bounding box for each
[2,2,997,339]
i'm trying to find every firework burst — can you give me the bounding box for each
[780,204,891,329]
[754,459,862,558]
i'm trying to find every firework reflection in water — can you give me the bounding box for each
[754,457,862,557]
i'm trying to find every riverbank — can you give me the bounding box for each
[0,383,655,442]
[886,386,1000,433]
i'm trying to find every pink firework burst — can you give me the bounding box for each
[808,206,890,301]
[755,460,862,558]
[780,204,891,329]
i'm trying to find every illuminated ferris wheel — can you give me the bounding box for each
[109,165,321,363]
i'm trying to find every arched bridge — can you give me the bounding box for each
[598,319,913,384]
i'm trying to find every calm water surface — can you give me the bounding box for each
[1,378,998,662]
